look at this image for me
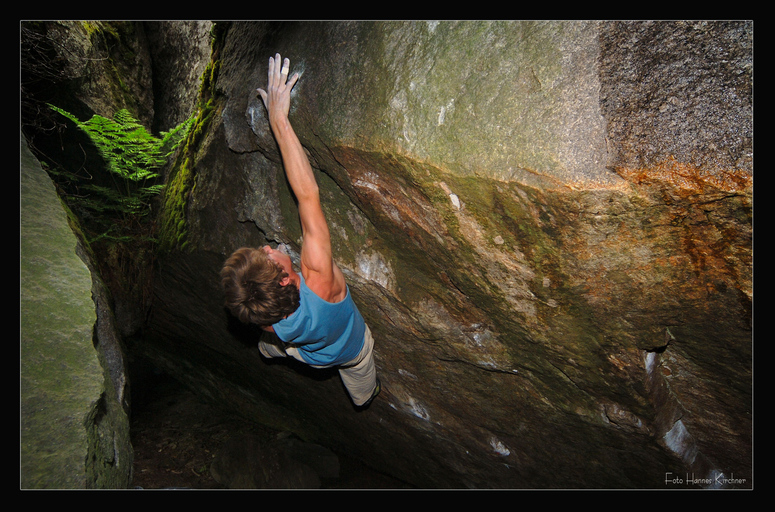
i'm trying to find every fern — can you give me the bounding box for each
[48,104,192,240]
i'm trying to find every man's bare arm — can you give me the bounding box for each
[257,54,338,285]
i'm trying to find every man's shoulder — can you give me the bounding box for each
[302,267,347,304]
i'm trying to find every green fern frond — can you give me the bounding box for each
[48,104,193,238]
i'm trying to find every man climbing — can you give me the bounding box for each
[221,54,380,408]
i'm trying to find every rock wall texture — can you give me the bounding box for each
[142,21,752,488]
[20,131,133,489]
[19,20,209,490]
[21,20,751,489]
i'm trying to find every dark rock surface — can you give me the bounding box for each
[130,372,410,489]
[20,20,752,489]
[142,21,751,488]
[20,130,133,489]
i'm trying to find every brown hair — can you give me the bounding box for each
[220,247,300,326]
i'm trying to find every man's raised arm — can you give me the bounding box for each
[257,54,335,281]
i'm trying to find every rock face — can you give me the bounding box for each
[20,19,752,490]
[140,21,752,488]
[209,432,340,489]
[23,20,748,489]
[20,131,133,489]
[20,20,210,489]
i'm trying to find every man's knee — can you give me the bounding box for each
[259,340,287,359]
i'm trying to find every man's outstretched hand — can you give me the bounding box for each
[257,53,300,126]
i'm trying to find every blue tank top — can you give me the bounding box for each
[272,276,366,366]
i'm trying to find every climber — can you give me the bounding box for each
[221,54,380,408]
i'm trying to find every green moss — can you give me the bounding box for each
[157,153,194,253]
[156,40,223,253]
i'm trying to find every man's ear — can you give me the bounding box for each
[280,276,291,286]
